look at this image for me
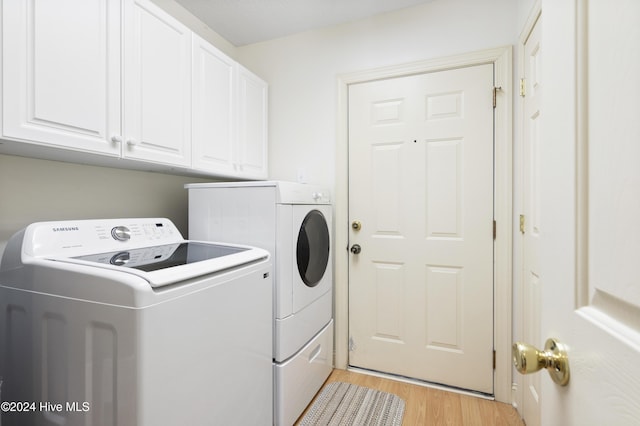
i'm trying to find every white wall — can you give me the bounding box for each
[0,154,209,251]
[237,0,518,190]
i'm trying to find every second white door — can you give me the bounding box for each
[348,64,495,393]
[521,11,542,425]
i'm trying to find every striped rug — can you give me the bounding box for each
[299,382,405,426]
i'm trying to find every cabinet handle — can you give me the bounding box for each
[127,138,139,146]
[111,135,122,144]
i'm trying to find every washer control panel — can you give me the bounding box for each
[23,218,183,258]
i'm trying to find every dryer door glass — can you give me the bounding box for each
[296,210,330,287]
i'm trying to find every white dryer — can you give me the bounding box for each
[0,218,272,426]
[186,181,333,426]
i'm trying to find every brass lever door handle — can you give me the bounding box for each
[512,338,570,386]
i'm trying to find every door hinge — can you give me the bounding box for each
[519,214,525,234]
[520,78,526,97]
[493,220,497,240]
[492,86,502,108]
[493,350,496,370]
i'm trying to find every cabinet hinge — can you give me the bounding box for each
[519,214,525,234]
[493,220,497,240]
[520,78,526,97]
[492,86,502,108]
[493,350,497,370]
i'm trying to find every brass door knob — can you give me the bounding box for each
[512,338,570,386]
[352,220,362,231]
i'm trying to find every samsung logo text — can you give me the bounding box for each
[52,227,79,232]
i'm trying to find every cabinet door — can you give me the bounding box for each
[191,35,236,174]
[122,0,191,167]
[2,0,121,155]
[237,66,268,179]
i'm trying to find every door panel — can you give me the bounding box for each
[371,143,403,235]
[539,1,640,423]
[426,140,462,237]
[348,64,495,393]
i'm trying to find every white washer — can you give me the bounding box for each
[186,181,333,426]
[0,218,272,426]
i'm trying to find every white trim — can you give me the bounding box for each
[334,46,513,403]
[347,367,494,401]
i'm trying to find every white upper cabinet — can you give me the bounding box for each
[122,0,191,167]
[191,38,268,179]
[191,34,236,174]
[236,65,268,179]
[1,0,266,177]
[2,0,121,156]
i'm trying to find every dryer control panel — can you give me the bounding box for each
[22,218,183,258]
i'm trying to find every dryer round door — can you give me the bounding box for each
[292,205,332,313]
[297,210,330,287]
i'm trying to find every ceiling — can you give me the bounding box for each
[174,0,436,46]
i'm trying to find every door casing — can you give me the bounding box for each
[334,46,513,402]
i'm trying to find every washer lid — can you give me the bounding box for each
[51,241,268,287]
[73,241,246,272]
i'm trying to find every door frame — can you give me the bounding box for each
[334,46,513,402]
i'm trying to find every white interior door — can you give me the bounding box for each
[348,64,495,393]
[534,1,640,423]
[521,13,542,426]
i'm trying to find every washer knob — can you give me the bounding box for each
[110,252,131,266]
[111,226,131,241]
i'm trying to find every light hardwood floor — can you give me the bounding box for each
[296,369,524,425]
